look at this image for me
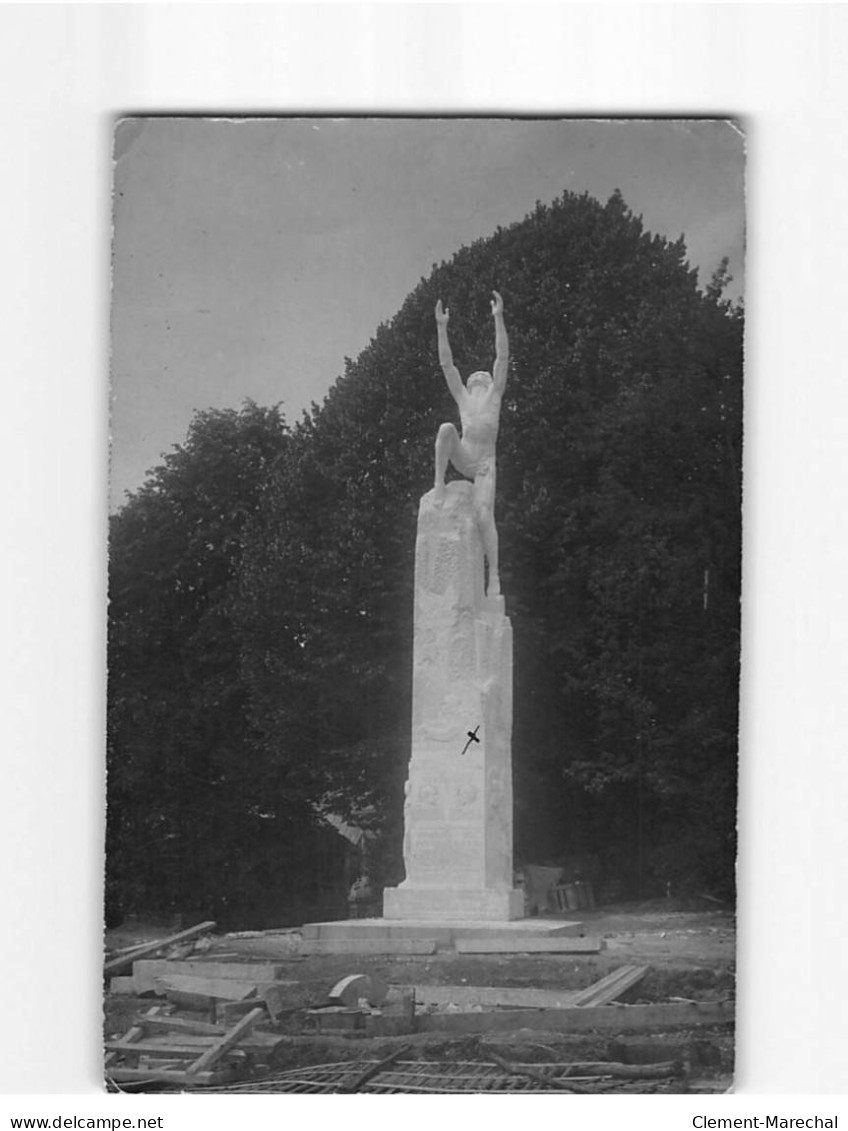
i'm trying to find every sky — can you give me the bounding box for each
[110,117,744,510]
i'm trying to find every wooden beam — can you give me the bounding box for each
[133,959,288,987]
[106,1041,210,1060]
[104,1006,162,1067]
[137,1016,281,1048]
[106,1066,228,1088]
[411,984,581,1009]
[152,974,259,1003]
[137,1015,226,1036]
[108,976,144,996]
[106,939,163,961]
[412,999,733,1035]
[407,966,648,1010]
[572,965,650,1007]
[185,1007,265,1079]
[104,922,216,975]
[340,1044,414,1093]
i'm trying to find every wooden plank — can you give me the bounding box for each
[153,974,259,1002]
[411,984,581,1009]
[186,1007,265,1078]
[410,967,646,1012]
[138,1015,228,1036]
[341,1044,414,1093]
[111,1036,282,1058]
[138,1016,281,1048]
[106,1040,211,1060]
[572,965,650,1008]
[300,938,437,956]
[104,1006,162,1068]
[414,999,733,1035]
[134,959,288,985]
[104,922,216,975]
[108,976,143,996]
[219,999,272,1025]
[455,936,602,955]
[106,939,163,961]
[106,1065,228,1088]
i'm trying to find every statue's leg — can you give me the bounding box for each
[480,510,500,596]
[434,423,460,503]
[473,471,500,596]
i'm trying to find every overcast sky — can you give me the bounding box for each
[110,117,744,510]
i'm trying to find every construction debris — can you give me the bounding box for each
[104,904,734,1093]
[413,999,733,1036]
[137,959,288,986]
[571,964,650,1007]
[201,1056,685,1094]
[328,973,389,1008]
[412,984,583,1010]
[152,974,261,1010]
[104,922,217,976]
[408,967,647,1013]
[105,1006,273,1089]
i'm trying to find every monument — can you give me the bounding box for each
[382,292,524,921]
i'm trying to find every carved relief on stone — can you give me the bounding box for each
[456,783,478,807]
[412,779,447,821]
[431,537,460,596]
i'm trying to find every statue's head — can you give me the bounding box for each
[467,370,492,392]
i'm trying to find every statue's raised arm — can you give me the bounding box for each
[431,290,507,597]
[435,300,464,404]
[491,290,509,394]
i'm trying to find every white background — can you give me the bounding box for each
[2,0,847,1115]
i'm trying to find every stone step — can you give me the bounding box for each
[300,937,439,956]
[300,917,585,945]
[455,935,603,954]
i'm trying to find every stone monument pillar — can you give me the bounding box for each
[382,479,523,920]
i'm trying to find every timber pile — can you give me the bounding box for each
[410,964,650,1012]
[108,958,303,1021]
[307,962,732,1038]
[105,1007,280,1089]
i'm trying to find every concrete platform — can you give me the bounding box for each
[383,886,524,922]
[300,917,584,947]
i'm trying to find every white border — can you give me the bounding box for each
[3,2,848,1105]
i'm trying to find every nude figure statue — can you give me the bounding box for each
[434,289,509,597]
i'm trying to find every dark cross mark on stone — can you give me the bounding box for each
[460,725,481,756]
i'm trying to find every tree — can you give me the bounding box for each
[106,402,325,923]
[238,190,742,896]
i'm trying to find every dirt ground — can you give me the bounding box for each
[104,898,736,1093]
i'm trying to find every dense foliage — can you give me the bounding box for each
[107,403,349,926]
[107,189,742,921]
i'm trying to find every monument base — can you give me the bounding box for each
[301,917,585,947]
[382,885,524,922]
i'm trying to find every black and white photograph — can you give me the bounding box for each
[104,116,743,1094]
[5,3,848,1114]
